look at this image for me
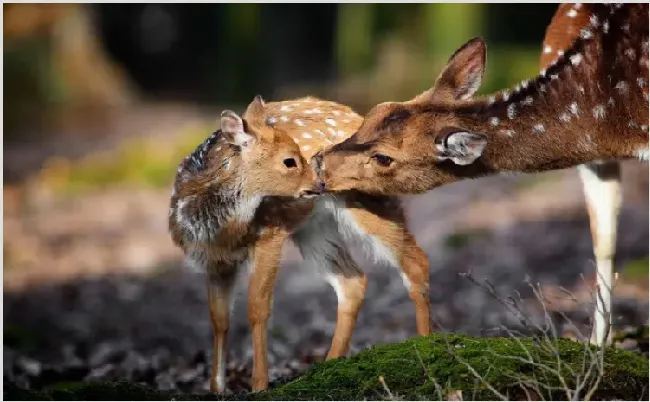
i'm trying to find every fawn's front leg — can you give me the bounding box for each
[247,232,287,392]
[207,269,237,393]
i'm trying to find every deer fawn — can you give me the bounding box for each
[540,2,626,347]
[169,96,430,393]
[312,4,648,346]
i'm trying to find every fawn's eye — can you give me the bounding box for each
[372,153,393,167]
[283,158,298,168]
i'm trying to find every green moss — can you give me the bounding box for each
[5,334,648,401]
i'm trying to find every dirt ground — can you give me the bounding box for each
[3,107,649,393]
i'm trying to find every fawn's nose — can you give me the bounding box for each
[299,179,326,198]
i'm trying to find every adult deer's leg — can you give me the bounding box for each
[578,161,622,346]
[292,216,367,360]
[207,268,238,393]
[247,232,288,391]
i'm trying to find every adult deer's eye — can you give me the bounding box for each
[372,154,393,167]
[283,158,298,168]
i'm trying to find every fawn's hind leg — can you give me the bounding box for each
[206,268,238,393]
[338,195,432,336]
[292,214,368,360]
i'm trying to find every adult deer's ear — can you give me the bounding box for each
[221,110,256,147]
[242,95,266,128]
[436,130,487,165]
[412,37,487,104]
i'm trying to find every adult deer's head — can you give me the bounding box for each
[314,37,490,195]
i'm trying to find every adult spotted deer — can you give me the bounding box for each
[541,2,625,347]
[169,96,430,392]
[312,4,648,345]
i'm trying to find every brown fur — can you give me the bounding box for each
[169,96,431,393]
[315,4,649,196]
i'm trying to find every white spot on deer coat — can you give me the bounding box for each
[533,123,545,133]
[295,119,306,127]
[302,145,312,152]
[570,102,580,116]
[507,103,517,119]
[325,118,337,127]
[544,45,552,54]
[570,53,583,66]
[280,115,289,122]
[592,105,606,119]
[567,9,578,17]
[302,132,312,139]
[559,113,571,122]
[280,105,292,112]
[489,117,500,126]
[615,81,628,94]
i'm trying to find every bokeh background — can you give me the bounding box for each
[3,3,648,394]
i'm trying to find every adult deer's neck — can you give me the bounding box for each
[440,4,647,175]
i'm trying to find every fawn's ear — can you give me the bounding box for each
[221,110,256,147]
[436,130,487,165]
[413,37,486,103]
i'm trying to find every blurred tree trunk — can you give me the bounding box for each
[3,3,134,138]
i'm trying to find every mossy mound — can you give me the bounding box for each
[5,334,648,401]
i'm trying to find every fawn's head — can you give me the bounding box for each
[314,37,490,195]
[178,96,317,198]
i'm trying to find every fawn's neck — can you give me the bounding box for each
[171,134,262,246]
[447,6,647,176]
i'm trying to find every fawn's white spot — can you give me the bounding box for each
[302,145,312,152]
[540,68,547,77]
[568,9,578,17]
[570,53,583,66]
[507,103,517,119]
[580,29,592,39]
[533,123,545,133]
[266,117,277,125]
[489,117,500,126]
[570,102,580,116]
[615,81,628,94]
[637,77,647,88]
[559,113,571,122]
[295,119,306,127]
[557,50,564,56]
[280,115,289,122]
[578,85,585,94]
[302,132,312,139]
[280,105,293,112]
[603,21,609,34]
[520,79,530,89]
[502,129,515,137]
[327,127,336,136]
[315,129,325,136]
[502,91,510,101]
[342,118,351,123]
[487,96,496,105]
[325,118,337,127]
[544,45,552,54]
[641,125,648,132]
[592,105,606,120]
[589,15,599,28]
[550,73,559,80]
[337,130,347,137]
[333,110,341,116]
